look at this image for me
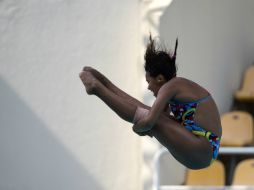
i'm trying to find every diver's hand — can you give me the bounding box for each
[132,118,154,133]
[83,66,94,72]
[83,66,108,86]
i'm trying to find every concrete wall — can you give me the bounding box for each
[0,1,142,190]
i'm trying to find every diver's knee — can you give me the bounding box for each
[187,149,213,169]
[132,107,149,124]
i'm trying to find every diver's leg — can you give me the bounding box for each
[83,67,150,109]
[79,71,212,169]
[80,71,137,122]
[150,115,213,169]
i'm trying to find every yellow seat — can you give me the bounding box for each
[232,159,254,185]
[185,160,225,186]
[220,111,253,147]
[235,65,254,101]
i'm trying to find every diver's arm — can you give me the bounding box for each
[133,82,176,132]
[146,83,176,126]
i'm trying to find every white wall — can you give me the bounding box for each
[0,1,142,190]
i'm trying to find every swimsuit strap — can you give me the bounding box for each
[190,95,211,104]
[169,94,211,105]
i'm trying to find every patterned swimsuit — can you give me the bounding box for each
[169,95,221,164]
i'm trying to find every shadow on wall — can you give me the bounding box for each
[0,77,103,190]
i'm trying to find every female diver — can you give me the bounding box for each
[79,35,222,169]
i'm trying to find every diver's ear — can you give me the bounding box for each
[156,74,166,83]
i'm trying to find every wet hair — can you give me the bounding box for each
[144,35,178,81]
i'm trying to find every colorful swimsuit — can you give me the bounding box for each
[169,95,221,164]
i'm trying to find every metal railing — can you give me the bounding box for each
[152,147,254,190]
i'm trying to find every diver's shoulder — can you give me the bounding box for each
[168,76,189,84]
[168,77,201,90]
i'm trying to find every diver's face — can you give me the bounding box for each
[145,72,164,97]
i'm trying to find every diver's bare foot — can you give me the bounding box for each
[79,71,100,95]
[82,66,106,85]
[83,66,93,72]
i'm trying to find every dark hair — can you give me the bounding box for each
[144,35,178,81]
